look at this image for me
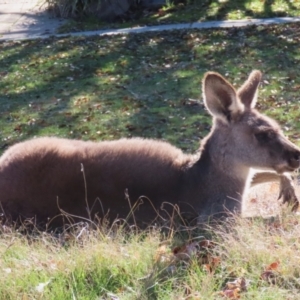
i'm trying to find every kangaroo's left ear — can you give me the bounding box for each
[237,70,262,109]
[203,71,244,124]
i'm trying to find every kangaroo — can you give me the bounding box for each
[0,70,299,227]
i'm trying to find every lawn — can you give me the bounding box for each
[1,20,300,298]
[1,22,300,154]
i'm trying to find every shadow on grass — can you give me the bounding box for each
[201,0,298,20]
[1,22,300,155]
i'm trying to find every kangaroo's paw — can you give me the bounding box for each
[278,175,299,212]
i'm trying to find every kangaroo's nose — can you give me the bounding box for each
[289,149,300,169]
[294,151,300,161]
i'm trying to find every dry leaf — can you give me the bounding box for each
[173,241,199,260]
[219,288,240,299]
[155,244,173,264]
[261,261,280,284]
[261,270,277,284]
[225,277,247,292]
[199,239,216,249]
[266,261,280,271]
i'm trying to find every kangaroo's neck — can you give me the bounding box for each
[187,133,251,218]
[198,144,250,193]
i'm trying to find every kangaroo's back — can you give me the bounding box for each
[0,137,195,225]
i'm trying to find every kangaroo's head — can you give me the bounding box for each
[202,70,300,175]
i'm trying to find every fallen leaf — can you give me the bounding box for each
[199,239,216,249]
[266,261,280,271]
[260,261,280,284]
[219,288,240,299]
[173,241,199,260]
[261,270,277,284]
[225,277,247,292]
[155,244,170,263]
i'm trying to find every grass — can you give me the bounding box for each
[1,212,300,299]
[0,225,162,299]
[1,22,300,154]
[54,0,300,33]
[1,18,300,299]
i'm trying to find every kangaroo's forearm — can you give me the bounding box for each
[250,172,291,187]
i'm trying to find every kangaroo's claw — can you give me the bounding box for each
[278,175,299,212]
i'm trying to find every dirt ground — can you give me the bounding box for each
[243,178,300,218]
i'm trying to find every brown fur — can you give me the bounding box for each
[0,70,299,227]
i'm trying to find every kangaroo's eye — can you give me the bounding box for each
[255,131,275,143]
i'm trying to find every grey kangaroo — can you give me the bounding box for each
[0,70,299,226]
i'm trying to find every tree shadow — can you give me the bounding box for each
[1,21,300,155]
[147,0,300,23]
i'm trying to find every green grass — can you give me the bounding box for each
[1,22,300,154]
[55,0,300,33]
[1,213,300,299]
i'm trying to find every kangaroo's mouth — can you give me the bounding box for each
[274,163,299,174]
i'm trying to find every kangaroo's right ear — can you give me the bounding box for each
[237,70,262,108]
[203,72,244,123]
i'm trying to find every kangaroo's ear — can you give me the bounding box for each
[203,72,244,123]
[237,70,262,108]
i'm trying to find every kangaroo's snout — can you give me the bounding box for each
[287,148,300,169]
